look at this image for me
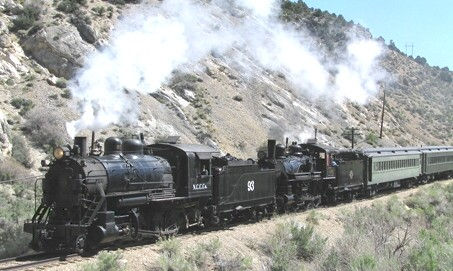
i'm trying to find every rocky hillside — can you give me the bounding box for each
[0,0,451,171]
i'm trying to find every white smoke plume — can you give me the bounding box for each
[67,0,386,137]
[334,39,386,104]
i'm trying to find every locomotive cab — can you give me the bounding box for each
[301,139,337,179]
[150,143,220,198]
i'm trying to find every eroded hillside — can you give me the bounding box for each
[0,0,451,169]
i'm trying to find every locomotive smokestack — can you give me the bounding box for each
[74,136,88,157]
[90,131,95,155]
[268,139,276,160]
[140,132,145,143]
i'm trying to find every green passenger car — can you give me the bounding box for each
[363,149,422,186]
[421,147,453,175]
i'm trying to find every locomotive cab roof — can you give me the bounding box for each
[300,141,337,154]
[150,143,220,159]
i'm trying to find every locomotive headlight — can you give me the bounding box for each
[53,147,65,160]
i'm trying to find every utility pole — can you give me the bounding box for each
[342,127,361,149]
[379,89,386,139]
[405,43,414,56]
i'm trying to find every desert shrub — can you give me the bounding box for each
[266,223,298,270]
[0,163,35,259]
[106,6,114,18]
[405,183,450,224]
[188,238,221,268]
[157,238,246,271]
[11,133,32,168]
[405,209,453,271]
[344,197,415,255]
[321,249,340,271]
[406,230,453,271]
[10,98,34,116]
[388,40,400,52]
[157,237,195,271]
[92,6,106,17]
[109,0,126,6]
[306,210,321,225]
[349,254,377,271]
[0,158,30,182]
[55,78,67,88]
[289,222,326,261]
[23,107,68,148]
[10,2,43,31]
[169,72,199,97]
[439,71,452,83]
[158,253,195,271]
[0,218,32,259]
[82,251,125,271]
[61,89,73,99]
[159,237,181,257]
[214,254,252,271]
[320,198,412,270]
[414,56,427,65]
[366,132,379,146]
[57,0,86,14]
[233,95,243,102]
[265,221,325,270]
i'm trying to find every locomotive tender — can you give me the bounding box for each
[24,135,453,253]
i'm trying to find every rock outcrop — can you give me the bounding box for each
[22,24,94,79]
[0,112,12,158]
[72,17,98,44]
[0,14,28,80]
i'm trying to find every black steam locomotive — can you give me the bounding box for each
[24,135,453,253]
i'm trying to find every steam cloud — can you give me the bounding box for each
[66,0,386,137]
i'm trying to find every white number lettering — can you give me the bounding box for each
[247,180,255,192]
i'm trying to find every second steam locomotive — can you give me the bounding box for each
[24,134,453,253]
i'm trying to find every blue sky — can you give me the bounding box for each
[303,0,452,69]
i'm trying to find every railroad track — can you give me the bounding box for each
[0,253,78,271]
